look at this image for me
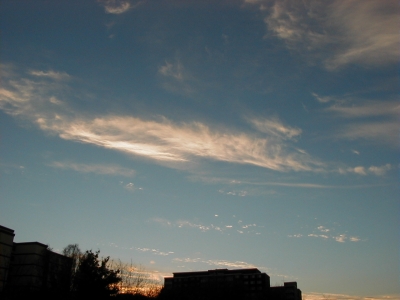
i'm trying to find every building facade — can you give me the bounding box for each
[269,282,302,300]
[0,225,72,295]
[0,225,15,292]
[163,268,301,300]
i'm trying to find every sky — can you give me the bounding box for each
[0,0,398,299]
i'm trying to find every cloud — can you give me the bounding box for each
[0,69,322,173]
[29,70,70,81]
[98,0,131,14]
[343,164,391,176]
[336,121,398,147]
[173,257,257,269]
[218,189,248,197]
[327,101,399,118]
[249,117,302,140]
[49,161,135,177]
[317,226,329,233]
[158,60,194,94]
[312,93,335,103]
[124,182,143,192]
[151,217,261,235]
[159,61,185,81]
[246,0,398,69]
[290,226,362,243]
[325,0,398,69]
[325,100,399,147]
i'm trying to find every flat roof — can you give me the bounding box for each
[173,268,263,277]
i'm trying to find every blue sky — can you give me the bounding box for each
[0,0,398,299]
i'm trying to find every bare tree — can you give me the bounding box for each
[62,243,82,291]
[110,260,162,297]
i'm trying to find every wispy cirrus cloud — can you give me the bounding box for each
[0,67,321,173]
[158,59,195,94]
[173,257,257,270]
[99,241,174,256]
[29,70,70,81]
[325,100,399,148]
[342,164,392,176]
[249,117,302,140]
[98,0,132,14]
[245,0,398,69]
[49,161,135,177]
[151,217,262,236]
[327,101,399,118]
[289,225,362,243]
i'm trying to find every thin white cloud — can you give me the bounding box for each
[290,226,362,243]
[98,0,131,14]
[317,226,329,233]
[249,117,302,140]
[368,164,392,176]
[246,0,398,69]
[336,121,398,147]
[29,70,70,81]
[0,70,320,173]
[124,182,143,192]
[159,61,185,81]
[173,257,257,270]
[324,100,399,148]
[204,260,256,269]
[327,101,399,118]
[158,60,194,95]
[151,217,261,235]
[312,93,335,103]
[325,0,398,69]
[343,164,392,176]
[49,161,135,177]
[218,189,248,197]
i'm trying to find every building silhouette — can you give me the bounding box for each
[162,268,301,300]
[0,225,14,292]
[0,225,71,295]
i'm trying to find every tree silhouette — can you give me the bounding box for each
[62,243,82,292]
[74,250,121,299]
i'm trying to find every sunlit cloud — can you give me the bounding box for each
[151,217,261,235]
[29,70,70,81]
[249,117,302,140]
[98,0,131,14]
[173,257,257,269]
[246,0,398,69]
[317,226,329,233]
[290,226,362,243]
[218,189,248,197]
[158,59,194,95]
[101,241,174,256]
[312,93,336,103]
[159,61,185,81]
[343,165,393,177]
[324,99,399,148]
[49,161,135,177]
[336,121,398,147]
[0,69,322,173]
[327,101,399,118]
[124,182,143,192]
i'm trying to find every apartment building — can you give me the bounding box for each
[163,268,301,300]
[0,225,71,294]
[0,225,15,292]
